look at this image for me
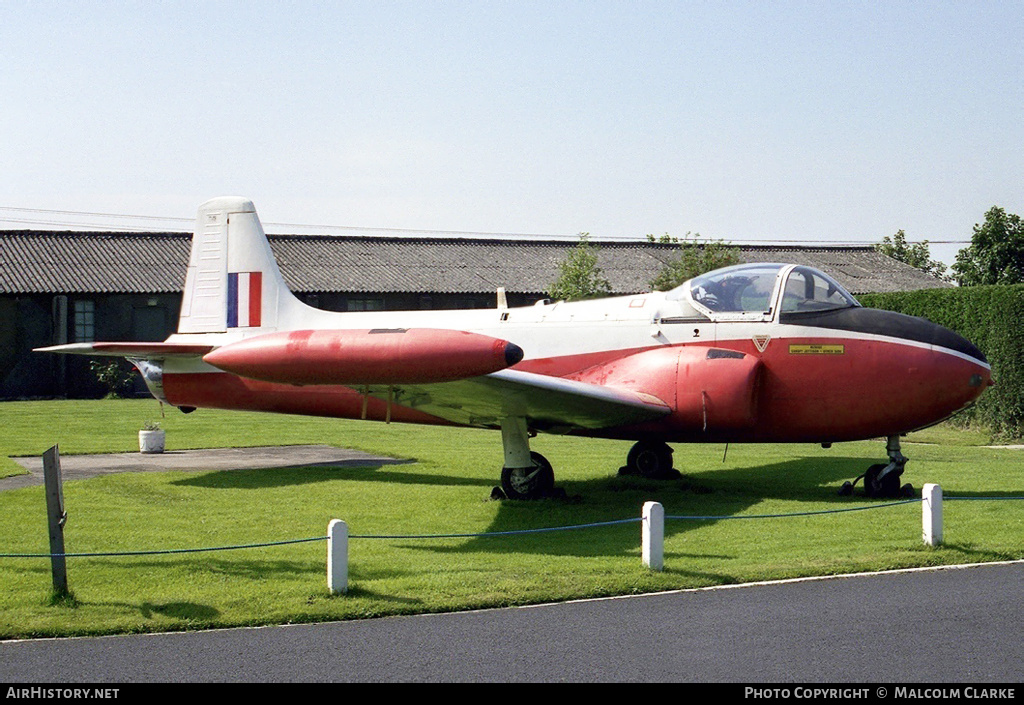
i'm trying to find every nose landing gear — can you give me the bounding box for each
[840,435,916,498]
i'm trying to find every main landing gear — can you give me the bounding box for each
[495,421,682,500]
[618,440,681,480]
[500,452,555,500]
[840,435,916,499]
[497,417,556,500]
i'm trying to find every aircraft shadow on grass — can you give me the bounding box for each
[171,450,862,496]
[414,455,879,560]
[169,460,441,490]
[168,453,888,557]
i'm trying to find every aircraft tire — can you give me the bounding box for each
[864,463,903,498]
[627,441,675,479]
[501,452,555,500]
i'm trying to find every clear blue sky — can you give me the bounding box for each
[2,1,1021,266]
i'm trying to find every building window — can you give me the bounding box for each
[74,300,95,342]
[347,298,385,312]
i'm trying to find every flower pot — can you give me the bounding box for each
[139,429,165,454]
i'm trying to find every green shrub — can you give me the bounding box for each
[88,359,136,399]
[859,285,1024,440]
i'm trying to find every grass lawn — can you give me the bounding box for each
[1,398,1022,639]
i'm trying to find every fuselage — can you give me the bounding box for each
[156,263,991,445]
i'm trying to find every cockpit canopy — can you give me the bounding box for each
[666,263,859,320]
[779,265,860,313]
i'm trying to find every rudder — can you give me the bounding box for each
[177,197,295,334]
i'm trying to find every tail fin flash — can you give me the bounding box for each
[177,197,298,334]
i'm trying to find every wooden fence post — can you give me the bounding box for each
[42,445,69,596]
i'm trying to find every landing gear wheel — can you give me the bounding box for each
[501,452,555,500]
[841,436,911,499]
[864,463,903,498]
[624,441,677,479]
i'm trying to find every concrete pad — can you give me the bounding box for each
[2,445,409,491]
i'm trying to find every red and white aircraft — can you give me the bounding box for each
[41,197,993,499]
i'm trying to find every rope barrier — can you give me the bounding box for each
[947,496,1024,501]
[666,498,922,521]
[2,496,1020,559]
[351,517,638,540]
[0,536,326,559]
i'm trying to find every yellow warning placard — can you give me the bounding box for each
[789,344,845,355]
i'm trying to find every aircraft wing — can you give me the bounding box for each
[368,368,672,432]
[34,342,214,358]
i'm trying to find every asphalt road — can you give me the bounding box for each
[3,561,1022,683]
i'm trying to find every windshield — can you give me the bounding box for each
[780,266,859,313]
[675,263,785,314]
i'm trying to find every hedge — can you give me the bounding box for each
[859,285,1024,440]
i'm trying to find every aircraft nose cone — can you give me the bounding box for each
[930,322,988,367]
[849,307,993,415]
[924,321,993,412]
[929,321,993,391]
[856,307,988,369]
[505,342,525,367]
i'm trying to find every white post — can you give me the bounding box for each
[328,519,348,594]
[642,501,664,571]
[922,483,943,547]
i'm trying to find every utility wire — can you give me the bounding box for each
[0,205,973,244]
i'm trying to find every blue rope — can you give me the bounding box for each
[352,518,638,540]
[0,536,326,559]
[947,496,1024,501]
[0,520,638,557]
[667,498,922,521]
[2,496,1021,559]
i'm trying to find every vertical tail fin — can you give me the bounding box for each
[177,197,299,334]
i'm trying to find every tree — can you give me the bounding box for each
[647,232,740,291]
[951,206,1024,286]
[875,230,948,280]
[548,234,612,301]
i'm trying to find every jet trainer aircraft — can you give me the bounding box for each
[40,197,993,500]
